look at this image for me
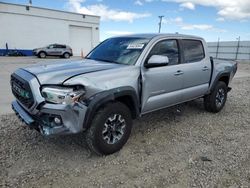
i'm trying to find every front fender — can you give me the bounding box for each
[83,86,139,130]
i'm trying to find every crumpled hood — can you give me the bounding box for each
[23,59,124,85]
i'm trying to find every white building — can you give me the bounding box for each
[0,2,100,56]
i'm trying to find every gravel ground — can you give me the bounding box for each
[1,65,250,188]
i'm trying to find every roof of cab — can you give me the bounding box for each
[114,33,204,40]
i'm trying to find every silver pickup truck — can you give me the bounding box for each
[11,34,237,155]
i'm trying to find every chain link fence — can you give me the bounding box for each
[207,40,250,60]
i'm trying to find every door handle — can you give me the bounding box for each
[174,70,184,76]
[202,66,209,71]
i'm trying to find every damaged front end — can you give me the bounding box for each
[37,101,88,135]
[11,69,91,136]
[12,98,88,136]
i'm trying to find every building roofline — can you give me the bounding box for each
[0,1,100,18]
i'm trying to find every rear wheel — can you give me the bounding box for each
[63,52,70,59]
[86,102,132,155]
[38,52,46,58]
[204,81,228,113]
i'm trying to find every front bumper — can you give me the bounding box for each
[12,100,35,126]
[11,69,90,136]
[12,100,88,136]
[32,51,38,56]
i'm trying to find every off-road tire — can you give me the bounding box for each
[86,102,132,155]
[204,81,228,113]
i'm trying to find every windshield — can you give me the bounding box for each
[87,37,150,65]
[46,45,53,49]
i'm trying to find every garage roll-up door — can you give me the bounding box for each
[69,25,92,56]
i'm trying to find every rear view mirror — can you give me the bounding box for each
[145,55,169,68]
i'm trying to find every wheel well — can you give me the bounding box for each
[115,95,137,119]
[218,76,229,86]
[38,51,46,55]
[83,89,139,130]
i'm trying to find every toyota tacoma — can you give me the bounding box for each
[11,34,237,155]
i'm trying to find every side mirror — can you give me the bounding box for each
[145,55,169,68]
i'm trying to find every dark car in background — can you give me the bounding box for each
[33,44,73,58]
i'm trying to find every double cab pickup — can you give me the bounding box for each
[11,34,237,155]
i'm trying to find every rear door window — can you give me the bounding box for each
[182,40,205,63]
[55,45,66,49]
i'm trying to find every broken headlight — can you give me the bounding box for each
[41,86,85,105]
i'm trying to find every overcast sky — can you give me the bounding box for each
[3,0,250,41]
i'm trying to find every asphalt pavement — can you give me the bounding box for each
[0,56,82,115]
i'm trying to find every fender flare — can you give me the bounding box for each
[83,86,139,130]
[210,72,230,92]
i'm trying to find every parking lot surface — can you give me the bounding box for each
[0,57,82,115]
[0,57,250,187]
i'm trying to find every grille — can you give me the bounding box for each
[11,74,34,108]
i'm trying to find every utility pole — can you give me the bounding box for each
[216,37,220,58]
[158,15,164,33]
[236,36,240,60]
[26,0,32,10]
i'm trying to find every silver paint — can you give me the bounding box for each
[11,34,237,135]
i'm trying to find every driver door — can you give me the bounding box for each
[141,39,184,114]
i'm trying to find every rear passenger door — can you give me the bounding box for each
[55,44,66,55]
[179,39,211,101]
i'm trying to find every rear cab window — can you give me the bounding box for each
[182,39,205,63]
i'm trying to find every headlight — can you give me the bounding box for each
[41,86,85,104]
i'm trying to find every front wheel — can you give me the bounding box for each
[204,81,228,113]
[86,102,132,155]
[38,52,46,58]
